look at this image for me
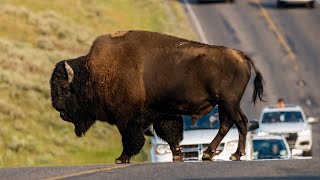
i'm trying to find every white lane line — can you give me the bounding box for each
[182,0,209,44]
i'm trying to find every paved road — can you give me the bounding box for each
[0,159,319,180]
[1,0,319,179]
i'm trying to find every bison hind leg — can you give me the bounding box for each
[153,116,184,162]
[202,104,234,161]
[230,108,248,161]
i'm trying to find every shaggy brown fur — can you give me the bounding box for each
[50,30,263,163]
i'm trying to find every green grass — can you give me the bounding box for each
[0,0,195,167]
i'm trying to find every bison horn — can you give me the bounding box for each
[64,61,74,83]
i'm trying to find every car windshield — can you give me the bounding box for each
[253,139,289,159]
[261,111,303,123]
[183,106,220,130]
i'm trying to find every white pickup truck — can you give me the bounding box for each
[147,106,280,162]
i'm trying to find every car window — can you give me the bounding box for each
[261,111,303,123]
[183,106,220,130]
[253,139,288,159]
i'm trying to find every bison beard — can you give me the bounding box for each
[74,120,95,137]
[50,30,264,164]
[59,110,94,137]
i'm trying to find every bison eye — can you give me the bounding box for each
[66,91,72,97]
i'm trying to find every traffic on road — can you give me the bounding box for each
[148,103,315,162]
[0,0,319,179]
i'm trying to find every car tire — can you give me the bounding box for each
[306,1,315,8]
[303,149,312,156]
[227,0,235,3]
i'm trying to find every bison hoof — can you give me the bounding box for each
[202,151,214,161]
[115,157,131,164]
[173,155,184,162]
[229,153,244,161]
[115,159,130,164]
[229,155,240,161]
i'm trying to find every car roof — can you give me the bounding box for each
[262,105,303,112]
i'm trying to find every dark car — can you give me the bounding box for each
[198,0,234,3]
[277,0,315,8]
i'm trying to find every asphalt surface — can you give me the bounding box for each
[0,159,319,180]
[1,0,320,179]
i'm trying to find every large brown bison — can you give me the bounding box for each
[50,30,263,163]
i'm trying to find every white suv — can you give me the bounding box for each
[148,106,260,162]
[257,105,313,156]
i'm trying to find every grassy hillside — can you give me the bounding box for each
[0,0,196,167]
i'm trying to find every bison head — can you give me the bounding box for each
[50,59,95,137]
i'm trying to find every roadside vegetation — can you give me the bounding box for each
[0,0,195,167]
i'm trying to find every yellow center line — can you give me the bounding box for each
[253,0,296,60]
[44,164,131,180]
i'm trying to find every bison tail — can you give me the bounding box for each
[252,70,264,105]
[243,54,264,105]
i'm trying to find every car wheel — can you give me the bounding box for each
[303,149,312,156]
[227,0,235,3]
[306,1,315,8]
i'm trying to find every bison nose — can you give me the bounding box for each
[60,111,65,119]
[60,111,70,122]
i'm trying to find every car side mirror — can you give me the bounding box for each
[144,125,154,136]
[248,120,259,131]
[307,117,317,124]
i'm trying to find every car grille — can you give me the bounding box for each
[181,143,225,160]
[284,133,298,148]
[182,144,198,149]
[184,152,199,159]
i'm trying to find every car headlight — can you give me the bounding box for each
[280,150,288,158]
[298,129,311,136]
[257,131,269,136]
[226,140,238,151]
[155,144,171,155]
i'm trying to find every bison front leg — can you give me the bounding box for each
[116,122,145,164]
[153,116,184,162]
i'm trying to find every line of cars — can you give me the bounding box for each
[146,104,315,162]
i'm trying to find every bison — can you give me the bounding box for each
[50,30,263,163]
